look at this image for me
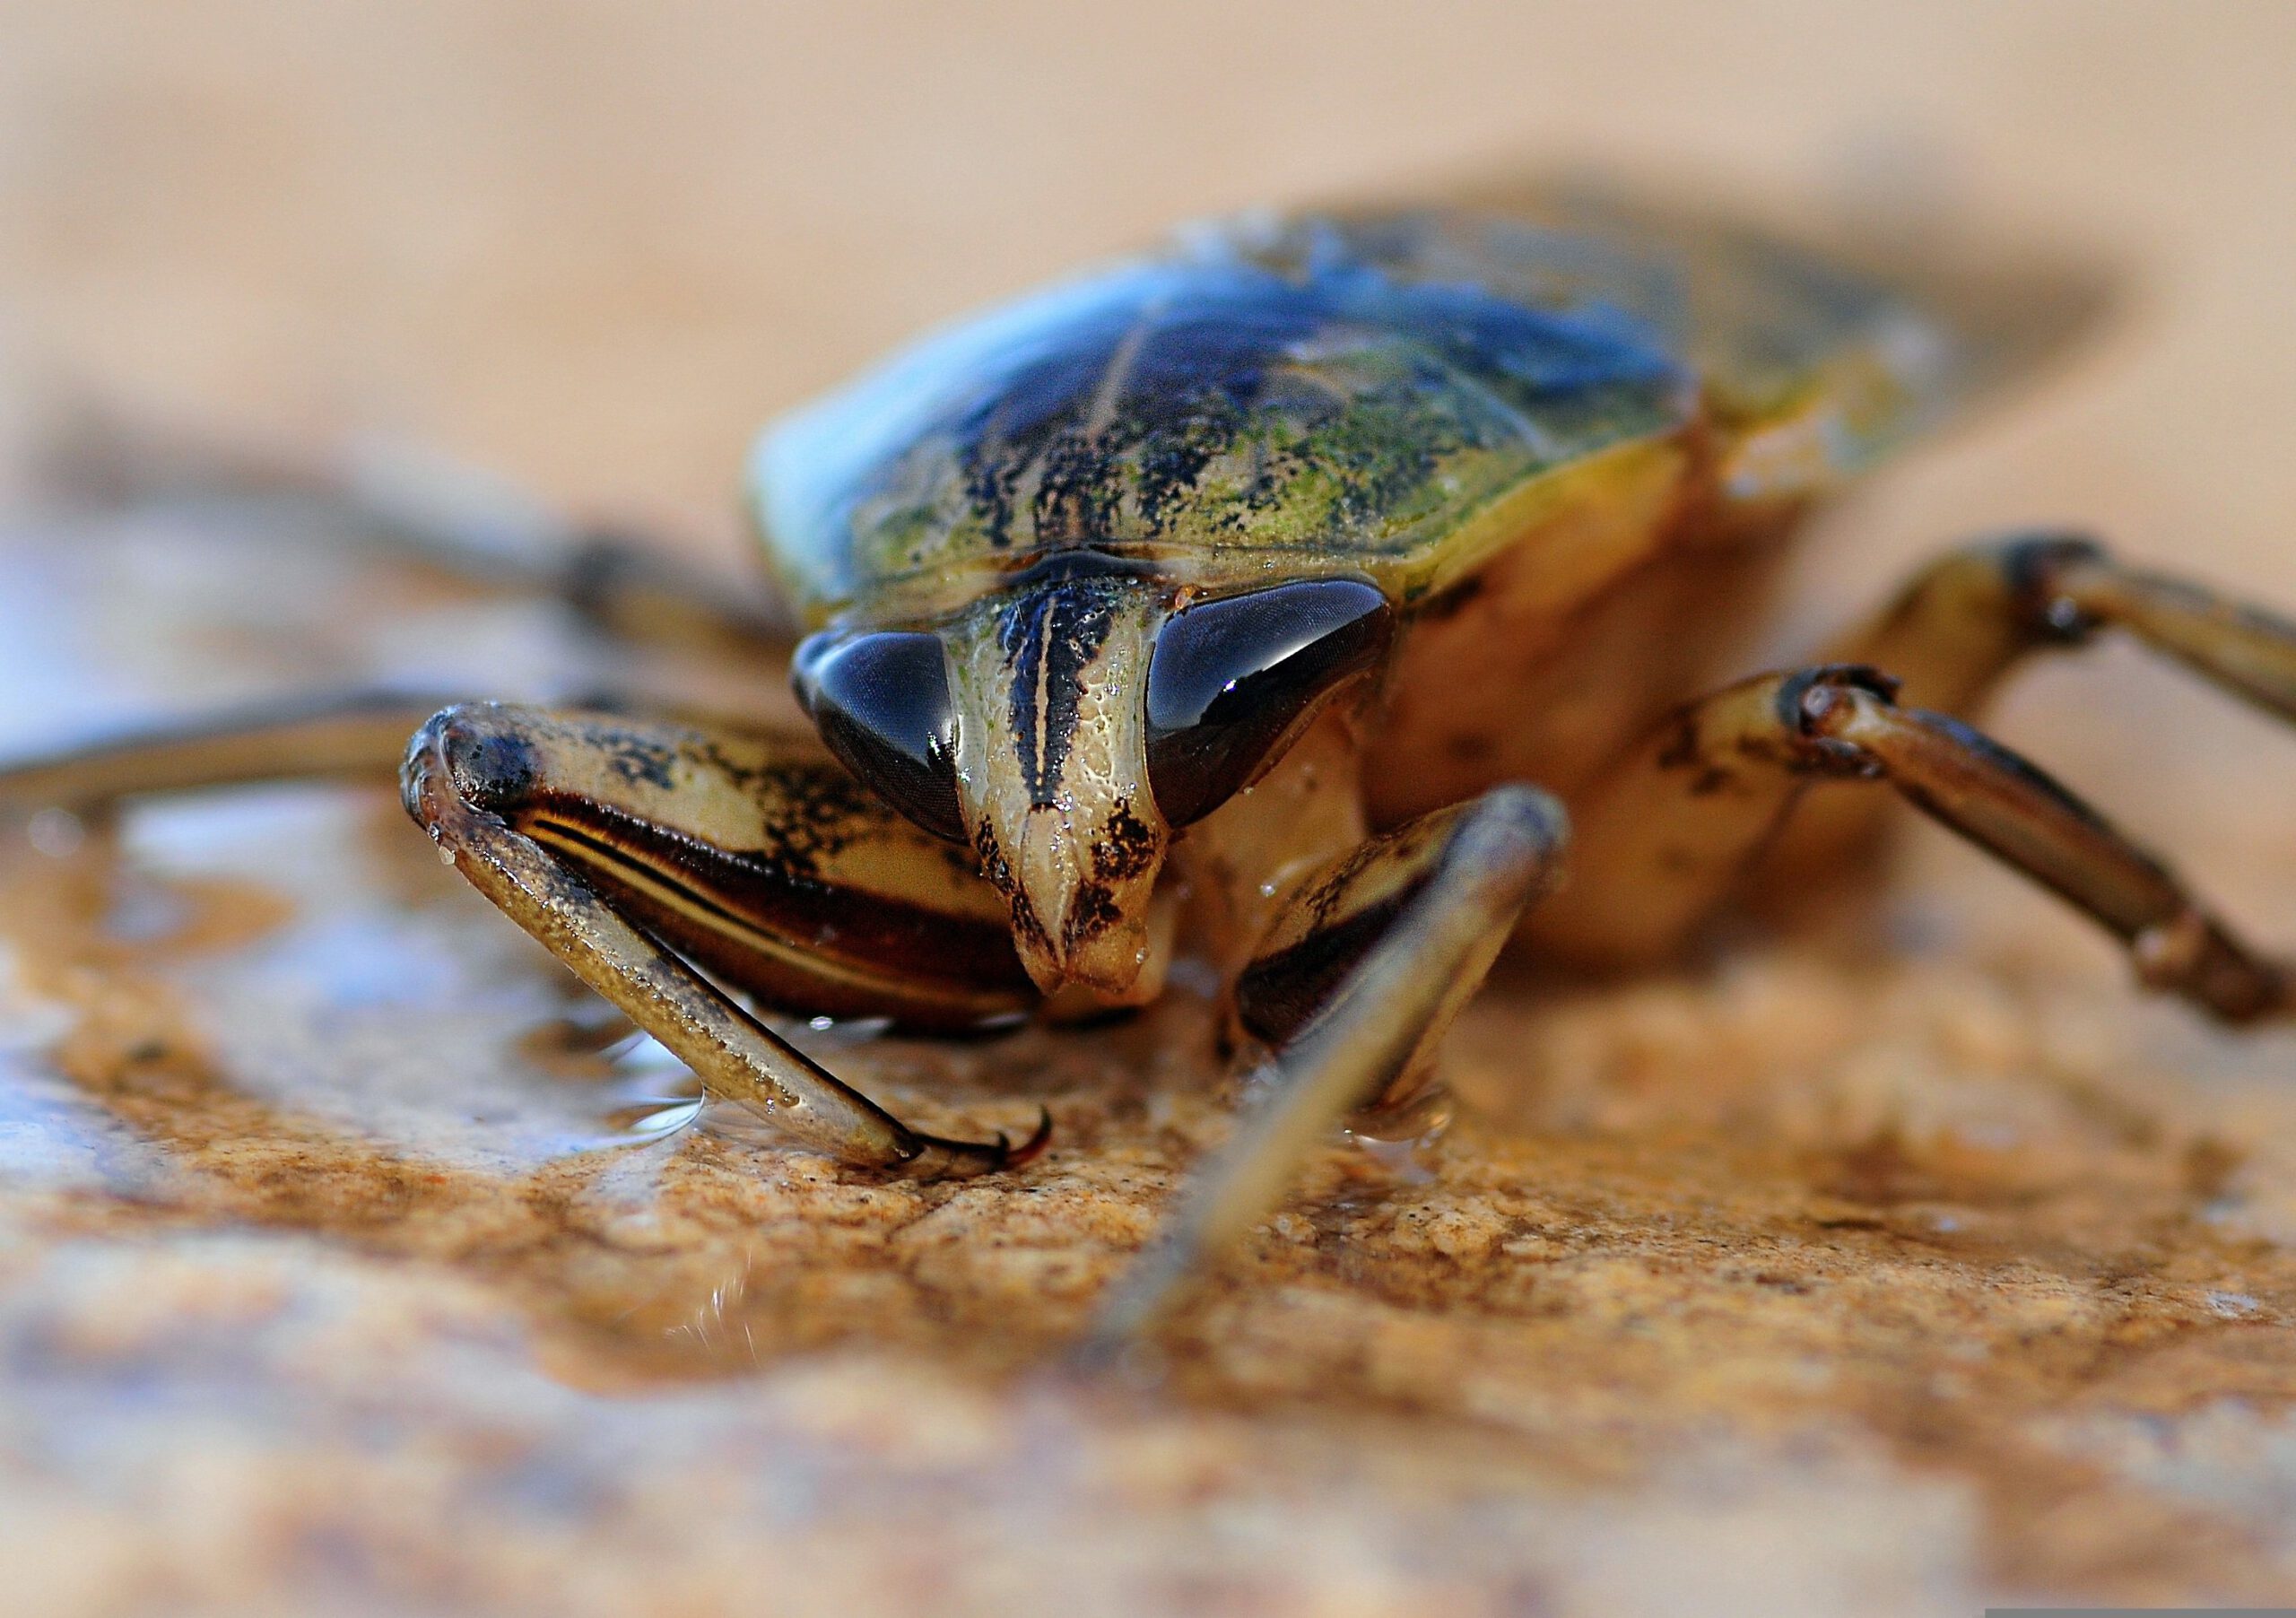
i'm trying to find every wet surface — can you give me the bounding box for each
[5,501,2296,1614]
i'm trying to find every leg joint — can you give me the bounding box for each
[403,702,543,822]
[1776,665,1903,777]
[1986,530,2113,643]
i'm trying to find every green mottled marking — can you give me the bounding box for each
[752,202,1967,626]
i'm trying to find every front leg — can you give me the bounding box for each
[403,703,1047,1177]
[1086,786,1569,1348]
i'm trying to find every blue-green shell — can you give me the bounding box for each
[752,197,1973,625]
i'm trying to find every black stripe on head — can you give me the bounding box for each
[997,563,1140,805]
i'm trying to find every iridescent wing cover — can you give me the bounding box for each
[752,187,2097,624]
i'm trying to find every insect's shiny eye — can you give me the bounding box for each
[1145,578,1392,827]
[793,630,966,841]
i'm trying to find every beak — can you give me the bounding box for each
[943,564,1172,997]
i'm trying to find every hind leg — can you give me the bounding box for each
[1772,532,2296,873]
[1524,664,2289,1022]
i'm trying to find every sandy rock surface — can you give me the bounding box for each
[4,441,2296,1618]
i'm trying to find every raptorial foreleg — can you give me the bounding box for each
[403,702,1049,1175]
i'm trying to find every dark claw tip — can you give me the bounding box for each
[897,1106,1055,1180]
[1004,1107,1056,1170]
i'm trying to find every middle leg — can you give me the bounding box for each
[44,407,791,654]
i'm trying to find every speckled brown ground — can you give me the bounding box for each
[4,4,2296,1614]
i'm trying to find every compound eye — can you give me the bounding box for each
[793,630,966,841]
[1145,577,1391,827]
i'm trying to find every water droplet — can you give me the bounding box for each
[781,1013,891,1049]
[1351,1131,1441,1184]
[602,1098,704,1142]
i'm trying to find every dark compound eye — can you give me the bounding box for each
[1145,577,1392,827]
[794,630,966,841]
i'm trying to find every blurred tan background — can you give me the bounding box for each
[4,0,2292,599]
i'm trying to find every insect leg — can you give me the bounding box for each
[404,702,1045,1176]
[1774,533,2296,871]
[44,408,788,653]
[0,691,455,811]
[0,687,746,811]
[1084,785,1567,1350]
[0,692,1046,1174]
[1524,665,2291,1022]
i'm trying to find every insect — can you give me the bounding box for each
[10,183,2296,1345]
